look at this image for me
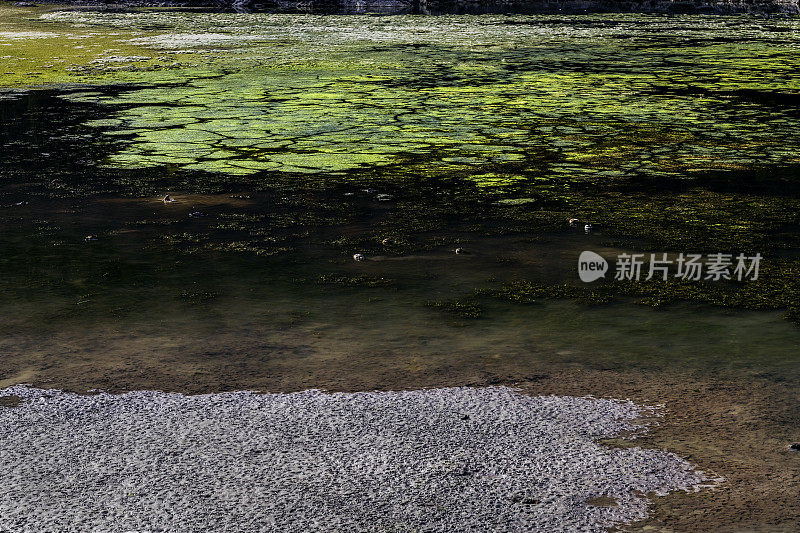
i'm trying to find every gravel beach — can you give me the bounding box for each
[0,386,707,532]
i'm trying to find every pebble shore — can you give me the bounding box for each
[0,386,707,532]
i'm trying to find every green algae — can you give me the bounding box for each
[479,257,800,322]
[2,5,800,324]
[309,274,396,288]
[426,298,484,319]
[4,7,800,180]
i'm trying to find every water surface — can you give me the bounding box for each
[0,5,798,388]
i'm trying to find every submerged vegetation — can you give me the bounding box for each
[0,4,799,332]
[479,267,800,321]
[426,298,484,319]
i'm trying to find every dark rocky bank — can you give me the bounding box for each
[30,0,800,14]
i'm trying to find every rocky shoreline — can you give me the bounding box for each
[17,0,800,14]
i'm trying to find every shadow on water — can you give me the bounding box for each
[1,87,799,393]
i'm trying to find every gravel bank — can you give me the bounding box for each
[0,386,707,532]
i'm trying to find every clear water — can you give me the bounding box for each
[0,5,798,388]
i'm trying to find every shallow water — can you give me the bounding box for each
[0,5,799,390]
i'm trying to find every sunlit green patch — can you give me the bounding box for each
[4,7,798,180]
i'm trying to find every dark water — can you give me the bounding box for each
[1,88,798,385]
[0,9,799,389]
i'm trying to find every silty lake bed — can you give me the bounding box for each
[0,4,799,531]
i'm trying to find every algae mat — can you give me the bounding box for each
[2,7,800,179]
